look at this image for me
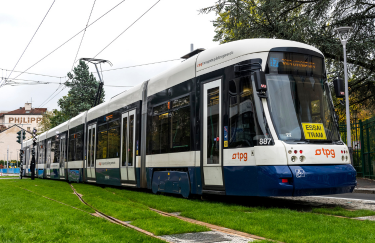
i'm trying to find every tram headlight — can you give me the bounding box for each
[342,155,345,161]
[346,156,348,161]
[299,156,305,162]
[291,156,297,162]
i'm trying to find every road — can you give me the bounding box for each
[318,192,375,201]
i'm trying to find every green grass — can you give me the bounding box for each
[0,181,163,242]
[73,184,209,236]
[75,184,375,243]
[312,206,375,218]
[6,179,375,242]
[1,179,94,213]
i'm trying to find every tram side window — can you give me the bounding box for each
[108,121,120,158]
[228,76,259,148]
[97,120,120,159]
[69,134,75,161]
[97,124,108,159]
[148,96,190,154]
[75,132,83,160]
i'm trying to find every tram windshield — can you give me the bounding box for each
[266,52,340,142]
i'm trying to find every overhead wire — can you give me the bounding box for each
[5,0,128,85]
[102,59,181,72]
[4,0,56,87]
[0,68,62,78]
[71,0,97,71]
[94,0,161,58]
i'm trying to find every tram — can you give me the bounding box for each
[22,39,356,197]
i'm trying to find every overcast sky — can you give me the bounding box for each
[0,0,218,112]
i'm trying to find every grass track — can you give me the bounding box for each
[0,181,163,242]
[5,179,375,242]
[76,184,375,243]
[312,206,375,218]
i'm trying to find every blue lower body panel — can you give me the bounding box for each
[68,169,81,183]
[96,168,121,186]
[38,169,44,179]
[224,166,293,196]
[50,169,59,179]
[152,171,190,198]
[224,164,356,197]
[290,165,356,196]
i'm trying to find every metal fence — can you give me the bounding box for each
[340,116,375,179]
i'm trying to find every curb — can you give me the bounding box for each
[353,188,375,194]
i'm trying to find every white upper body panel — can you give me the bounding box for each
[147,56,198,97]
[87,101,108,122]
[46,121,69,139]
[69,111,86,128]
[196,39,323,76]
[38,132,47,142]
[108,82,144,113]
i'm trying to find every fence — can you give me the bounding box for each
[0,168,20,174]
[340,116,375,179]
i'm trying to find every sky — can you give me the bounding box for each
[0,0,218,112]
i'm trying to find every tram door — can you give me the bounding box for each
[202,79,224,187]
[120,110,136,183]
[46,140,51,176]
[87,124,96,179]
[60,135,66,178]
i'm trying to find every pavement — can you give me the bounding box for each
[354,178,375,194]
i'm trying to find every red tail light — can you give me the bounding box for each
[281,179,288,183]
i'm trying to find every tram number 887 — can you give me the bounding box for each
[259,138,272,145]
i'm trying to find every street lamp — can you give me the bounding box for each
[334,26,353,165]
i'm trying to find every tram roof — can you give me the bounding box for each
[46,120,68,139]
[147,38,322,96]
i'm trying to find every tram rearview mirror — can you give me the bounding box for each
[254,70,267,92]
[333,78,345,98]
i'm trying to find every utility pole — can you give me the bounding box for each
[31,128,37,180]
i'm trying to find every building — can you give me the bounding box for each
[0,103,46,133]
[0,103,46,164]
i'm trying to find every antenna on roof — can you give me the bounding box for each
[181,47,205,60]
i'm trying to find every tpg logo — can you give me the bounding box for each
[315,149,335,158]
[232,152,248,161]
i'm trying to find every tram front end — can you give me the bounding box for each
[224,47,356,197]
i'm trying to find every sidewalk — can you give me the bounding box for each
[354,178,375,194]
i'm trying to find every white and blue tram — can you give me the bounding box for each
[22,39,356,197]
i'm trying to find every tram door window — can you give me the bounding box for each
[121,110,136,182]
[38,141,45,164]
[147,96,191,155]
[60,135,66,177]
[46,140,51,165]
[87,124,96,178]
[228,76,260,147]
[203,79,223,187]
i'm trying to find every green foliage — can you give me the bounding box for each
[49,60,105,128]
[200,0,375,118]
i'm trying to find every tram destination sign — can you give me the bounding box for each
[301,123,327,140]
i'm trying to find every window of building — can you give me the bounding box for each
[148,96,190,154]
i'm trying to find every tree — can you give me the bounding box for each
[38,110,54,133]
[48,60,105,129]
[200,0,375,121]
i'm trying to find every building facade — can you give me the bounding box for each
[0,103,46,165]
